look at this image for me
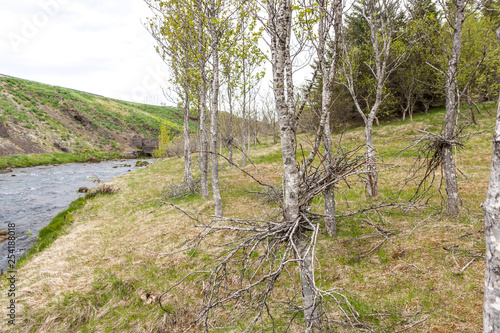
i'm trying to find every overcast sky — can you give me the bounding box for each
[1,0,171,105]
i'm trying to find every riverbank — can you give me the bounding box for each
[0,107,492,331]
[0,158,152,273]
[0,152,127,169]
[15,198,87,270]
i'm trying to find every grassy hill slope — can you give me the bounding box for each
[0,76,184,163]
[0,105,496,332]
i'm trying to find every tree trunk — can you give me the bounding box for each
[342,0,398,199]
[483,104,500,332]
[199,23,209,201]
[197,126,202,171]
[209,14,222,217]
[365,118,378,197]
[443,0,465,216]
[323,118,336,237]
[294,230,319,329]
[483,27,500,333]
[273,119,278,143]
[228,85,234,164]
[241,37,247,167]
[267,1,320,328]
[320,0,342,237]
[184,86,194,192]
[247,109,252,154]
[323,64,337,237]
[199,74,209,200]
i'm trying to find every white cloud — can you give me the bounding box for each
[0,0,169,105]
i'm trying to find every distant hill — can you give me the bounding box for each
[0,76,186,157]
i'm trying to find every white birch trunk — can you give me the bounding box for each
[241,36,247,167]
[323,117,336,237]
[319,0,342,237]
[443,0,465,216]
[365,117,378,197]
[199,71,209,200]
[482,27,500,333]
[209,9,222,217]
[198,20,209,200]
[322,70,337,237]
[228,84,234,164]
[184,86,194,192]
[295,230,319,329]
[267,0,319,328]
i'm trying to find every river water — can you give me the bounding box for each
[0,159,151,271]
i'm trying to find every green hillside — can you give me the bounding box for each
[0,76,185,164]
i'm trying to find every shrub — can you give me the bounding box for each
[85,184,120,199]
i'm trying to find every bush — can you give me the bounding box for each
[85,184,120,199]
[161,179,200,200]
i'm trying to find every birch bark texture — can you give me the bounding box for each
[264,0,320,328]
[198,18,210,201]
[227,74,234,164]
[316,0,343,237]
[482,25,500,333]
[184,84,194,192]
[442,0,466,217]
[208,0,223,217]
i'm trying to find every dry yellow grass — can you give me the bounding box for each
[0,107,494,332]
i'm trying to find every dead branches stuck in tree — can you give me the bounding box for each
[152,146,366,331]
[401,126,479,204]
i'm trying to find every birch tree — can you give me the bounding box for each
[148,0,248,215]
[417,0,495,215]
[482,25,500,333]
[221,55,237,163]
[316,0,343,236]
[145,0,197,191]
[441,0,466,216]
[208,0,262,214]
[207,0,223,216]
[257,0,351,326]
[341,0,406,197]
[258,1,321,327]
[239,28,265,166]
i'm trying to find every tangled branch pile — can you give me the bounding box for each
[156,146,367,331]
[404,126,471,200]
[161,179,200,200]
[298,146,365,210]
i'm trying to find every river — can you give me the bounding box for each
[0,159,151,272]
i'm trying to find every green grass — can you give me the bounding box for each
[0,152,122,169]
[16,198,87,268]
[1,103,496,332]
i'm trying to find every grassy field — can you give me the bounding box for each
[0,105,495,332]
